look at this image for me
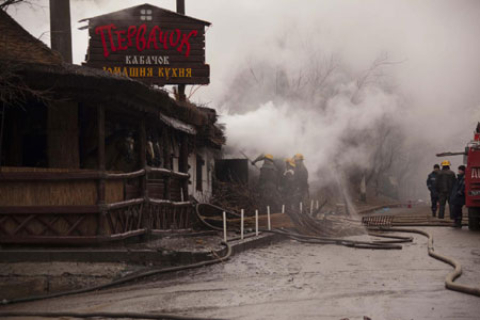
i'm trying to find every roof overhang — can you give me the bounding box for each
[160,114,197,135]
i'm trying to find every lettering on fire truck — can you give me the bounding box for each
[472,168,480,179]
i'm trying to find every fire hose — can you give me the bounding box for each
[262,228,410,250]
[195,203,411,250]
[196,203,480,297]
[0,241,232,319]
[370,227,480,297]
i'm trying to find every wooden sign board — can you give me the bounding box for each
[82,4,210,85]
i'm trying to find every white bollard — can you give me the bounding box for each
[223,211,227,242]
[255,209,259,236]
[282,204,285,214]
[300,202,303,213]
[241,209,244,240]
[267,206,271,231]
[310,200,314,215]
[316,200,319,210]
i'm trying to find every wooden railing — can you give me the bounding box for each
[0,166,193,244]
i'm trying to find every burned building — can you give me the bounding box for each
[0,8,224,245]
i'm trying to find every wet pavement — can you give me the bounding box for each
[1,207,480,320]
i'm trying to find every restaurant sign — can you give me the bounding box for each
[81,4,210,85]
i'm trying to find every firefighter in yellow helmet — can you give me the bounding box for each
[435,160,456,219]
[252,153,279,207]
[292,153,309,203]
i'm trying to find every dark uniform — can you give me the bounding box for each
[257,159,279,209]
[426,170,439,216]
[281,166,295,210]
[435,168,456,219]
[450,173,465,227]
[293,160,309,205]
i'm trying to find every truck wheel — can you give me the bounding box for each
[468,208,480,231]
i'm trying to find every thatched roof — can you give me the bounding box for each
[0,10,62,65]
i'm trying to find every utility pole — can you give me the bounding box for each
[49,0,73,63]
[176,0,187,102]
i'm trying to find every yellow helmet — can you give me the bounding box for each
[293,153,304,161]
[264,154,274,160]
[441,160,451,167]
[286,158,296,167]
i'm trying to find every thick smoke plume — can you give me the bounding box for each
[219,40,409,200]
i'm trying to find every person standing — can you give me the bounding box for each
[435,160,456,219]
[426,164,440,217]
[281,158,296,210]
[292,153,309,204]
[252,153,279,208]
[450,165,466,228]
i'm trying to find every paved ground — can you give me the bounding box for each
[1,206,479,320]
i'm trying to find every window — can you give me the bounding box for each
[140,9,153,21]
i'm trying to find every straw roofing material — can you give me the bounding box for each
[0,10,62,65]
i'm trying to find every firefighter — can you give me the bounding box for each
[426,164,440,217]
[450,165,466,228]
[435,160,456,219]
[281,158,296,210]
[293,153,309,204]
[252,153,279,208]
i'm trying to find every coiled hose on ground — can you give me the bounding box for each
[371,227,480,297]
[196,203,480,297]
[0,241,232,319]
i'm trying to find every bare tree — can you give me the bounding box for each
[0,0,30,10]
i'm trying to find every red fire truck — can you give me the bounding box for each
[437,123,480,231]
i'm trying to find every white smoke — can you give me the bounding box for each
[222,85,400,179]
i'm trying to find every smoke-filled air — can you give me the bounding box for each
[7,0,480,202]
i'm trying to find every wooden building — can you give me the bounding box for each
[0,9,224,245]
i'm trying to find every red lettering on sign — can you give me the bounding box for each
[95,24,117,57]
[94,24,199,58]
[177,30,198,58]
[147,26,161,50]
[115,30,128,50]
[127,26,137,46]
[169,29,181,47]
[136,24,147,52]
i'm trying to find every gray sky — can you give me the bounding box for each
[9,1,480,110]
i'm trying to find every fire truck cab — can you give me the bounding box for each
[465,129,480,230]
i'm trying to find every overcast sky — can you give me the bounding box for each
[7,0,480,178]
[8,1,480,106]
